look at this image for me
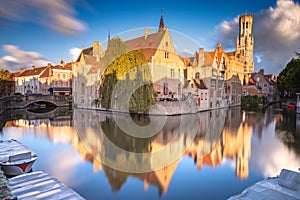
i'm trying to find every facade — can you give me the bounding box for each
[39,61,72,96]
[243,69,276,102]
[225,75,243,106]
[189,43,227,109]
[15,66,47,95]
[14,62,72,96]
[72,41,104,108]
[225,14,254,84]
[124,16,186,100]
[182,79,209,110]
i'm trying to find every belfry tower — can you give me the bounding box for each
[236,14,254,80]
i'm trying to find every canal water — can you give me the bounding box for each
[0,106,299,199]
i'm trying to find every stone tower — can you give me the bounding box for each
[236,14,254,78]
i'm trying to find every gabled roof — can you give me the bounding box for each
[204,52,214,67]
[140,48,158,62]
[193,79,208,89]
[180,57,192,67]
[248,77,256,85]
[76,47,93,62]
[39,67,51,78]
[124,30,165,51]
[16,66,47,77]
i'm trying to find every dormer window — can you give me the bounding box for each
[149,40,153,47]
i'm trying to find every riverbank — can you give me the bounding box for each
[78,101,241,116]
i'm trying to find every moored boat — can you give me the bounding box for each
[0,139,38,176]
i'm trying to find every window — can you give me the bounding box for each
[205,92,207,100]
[63,74,66,79]
[211,79,216,88]
[201,93,203,100]
[166,42,168,47]
[191,84,194,88]
[264,84,267,88]
[58,74,60,79]
[171,68,175,78]
[195,72,200,80]
[165,51,169,59]
[178,69,181,79]
[218,80,223,88]
[246,22,249,29]
[184,69,188,80]
[178,83,181,95]
[163,83,168,95]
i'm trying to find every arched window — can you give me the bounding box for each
[246,22,249,29]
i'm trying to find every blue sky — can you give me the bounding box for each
[1,0,300,74]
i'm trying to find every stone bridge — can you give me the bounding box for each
[0,95,72,115]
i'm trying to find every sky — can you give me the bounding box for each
[1,0,300,74]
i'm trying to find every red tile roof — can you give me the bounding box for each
[16,66,47,77]
[204,52,214,67]
[124,30,165,51]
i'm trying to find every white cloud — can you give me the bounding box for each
[0,45,49,72]
[216,0,300,74]
[180,48,194,57]
[0,0,87,36]
[69,48,82,61]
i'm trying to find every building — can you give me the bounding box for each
[124,15,186,100]
[225,75,243,106]
[243,69,276,102]
[225,14,254,84]
[14,61,72,96]
[72,41,104,108]
[15,66,47,95]
[183,79,209,110]
[73,15,190,109]
[39,61,72,96]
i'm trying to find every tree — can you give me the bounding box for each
[99,70,117,109]
[0,69,13,96]
[99,49,155,112]
[277,58,300,96]
[101,36,128,71]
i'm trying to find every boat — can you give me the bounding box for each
[228,169,300,200]
[0,139,38,176]
[8,171,84,199]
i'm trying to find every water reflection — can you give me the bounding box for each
[73,108,226,173]
[1,106,300,198]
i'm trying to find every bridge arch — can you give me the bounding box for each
[23,100,59,108]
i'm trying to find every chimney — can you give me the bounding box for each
[32,65,35,70]
[47,63,52,68]
[198,48,204,67]
[259,69,264,74]
[93,41,99,59]
[145,28,150,39]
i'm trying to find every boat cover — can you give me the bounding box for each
[0,139,36,163]
[228,169,300,200]
[8,171,84,200]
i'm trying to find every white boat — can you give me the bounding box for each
[0,139,38,176]
[8,171,84,199]
[228,169,300,200]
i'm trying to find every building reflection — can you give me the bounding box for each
[7,107,298,195]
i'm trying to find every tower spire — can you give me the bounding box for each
[158,0,165,32]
